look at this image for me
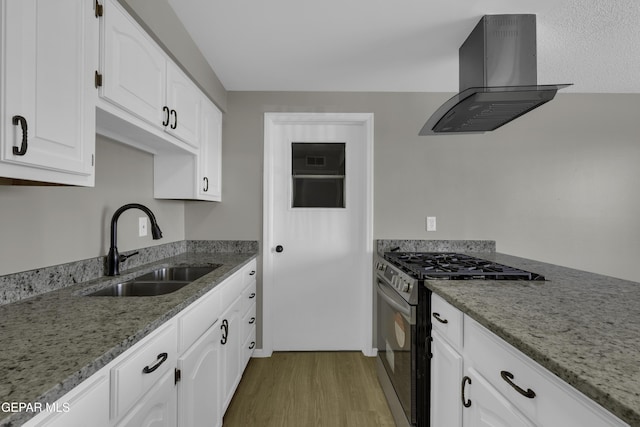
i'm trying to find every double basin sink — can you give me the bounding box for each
[87,265,221,297]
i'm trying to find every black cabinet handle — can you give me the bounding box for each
[170,109,177,129]
[249,317,256,324]
[275,245,284,253]
[249,292,256,299]
[12,115,28,156]
[142,352,168,374]
[249,342,255,350]
[500,371,536,399]
[461,376,472,407]
[220,319,228,345]
[433,312,448,324]
[203,177,209,192]
[249,270,256,276]
[162,106,170,126]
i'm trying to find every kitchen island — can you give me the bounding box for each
[425,252,640,426]
[0,241,258,426]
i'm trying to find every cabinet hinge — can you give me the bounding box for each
[95,71,103,88]
[95,0,103,18]
[174,368,181,384]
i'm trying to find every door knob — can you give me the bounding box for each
[275,245,284,253]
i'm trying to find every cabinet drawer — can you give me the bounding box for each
[111,321,178,420]
[464,317,627,427]
[178,287,221,354]
[241,302,257,343]
[241,325,256,370]
[242,259,257,287]
[241,280,257,316]
[431,293,463,350]
[220,271,243,309]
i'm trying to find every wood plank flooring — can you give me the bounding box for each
[223,352,396,427]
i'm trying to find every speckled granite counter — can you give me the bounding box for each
[0,246,258,426]
[424,252,640,426]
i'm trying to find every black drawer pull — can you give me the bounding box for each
[249,270,256,276]
[142,352,168,374]
[249,342,255,349]
[221,319,228,345]
[170,109,177,129]
[249,292,256,299]
[162,106,170,126]
[461,376,472,407]
[203,176,209,192]
[433,312,448,324]
[500,371,536,399]
[12,115,28,156]
[249,317,256,324]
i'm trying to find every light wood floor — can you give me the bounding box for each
[223,352,396,427]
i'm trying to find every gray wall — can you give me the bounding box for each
[185,91,640,283]
[0,137,185,275]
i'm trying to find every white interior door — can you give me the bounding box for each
[263,113,374,355]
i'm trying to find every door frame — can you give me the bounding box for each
[259,112,375,358]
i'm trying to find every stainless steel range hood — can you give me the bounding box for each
[419,14,571,135]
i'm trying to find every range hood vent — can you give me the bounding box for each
[420,14,571,135]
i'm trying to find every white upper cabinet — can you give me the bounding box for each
[0,0,97,186]
[101,0,166,130]
[198,98,222,200]
[165,61,201,149]
[100,0,200,150]
[98,0,222,200]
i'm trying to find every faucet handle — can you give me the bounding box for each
[119,251,139,263]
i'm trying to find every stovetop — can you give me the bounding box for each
[383,252,545,281]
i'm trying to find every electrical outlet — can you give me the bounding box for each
[139,217,148,237]
[426,216,437,232]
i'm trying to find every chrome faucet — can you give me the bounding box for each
[107,203,163,276]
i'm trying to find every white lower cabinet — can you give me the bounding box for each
[22,258,258,427]
[28,374,109,427]
[430,293,629,427]
[431,330,463,427]
[463,367,535,427]
[219,295,243,412]
[115,369,177,427]
[177,323,222,427]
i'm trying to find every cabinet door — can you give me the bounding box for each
[101,0,166,129]
[165,61,201,148]
[1,0,96,182]
[116,369,177,427]
[199,99,222,200]
[431,331,463,427]
[463,368,535,427]
[28,374,109,427]
[220,298,242,412]
[178,323,222,427]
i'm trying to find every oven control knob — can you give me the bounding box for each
[401,280,409,292]
[376,262,384,271]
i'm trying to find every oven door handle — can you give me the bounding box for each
[376,279,412,317]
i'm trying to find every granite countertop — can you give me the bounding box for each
[424,252,640,426]
[0,250,257,426]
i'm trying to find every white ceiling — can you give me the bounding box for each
[168,0,640,93]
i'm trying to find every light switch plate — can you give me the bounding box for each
[426,216,437,232]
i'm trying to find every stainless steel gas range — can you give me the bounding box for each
[374,251,544,427]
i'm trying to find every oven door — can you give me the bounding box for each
[377,277,417,425]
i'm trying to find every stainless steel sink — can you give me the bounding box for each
[86,265,221,297]
[135,266,220,282]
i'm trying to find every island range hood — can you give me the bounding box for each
[419,14,571,135]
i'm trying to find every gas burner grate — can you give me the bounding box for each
[384,252,545,281]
